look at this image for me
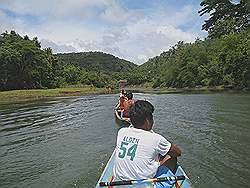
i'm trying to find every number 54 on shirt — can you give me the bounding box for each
[118,141,138,161]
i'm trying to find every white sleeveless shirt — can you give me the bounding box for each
[113,127,171,180]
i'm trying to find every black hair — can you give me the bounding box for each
[129,100,154,128]
[126,92,133,100]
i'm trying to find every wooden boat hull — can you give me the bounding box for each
[114,104,131,127]
[96,149,191,188]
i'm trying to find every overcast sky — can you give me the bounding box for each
[0,0,208,64]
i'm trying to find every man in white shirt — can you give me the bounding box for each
[113,100,181,181]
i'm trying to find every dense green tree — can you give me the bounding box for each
[137,30,249,89]
[199,0,249,38]
[0,31,62,90]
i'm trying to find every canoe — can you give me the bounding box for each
[96,149,191,188]
[114,103,131,127]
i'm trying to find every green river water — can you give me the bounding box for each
[0,93,250,188]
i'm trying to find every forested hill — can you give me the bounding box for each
[56,52,137,73]
[137,31,249,89]
[0,31,138,90]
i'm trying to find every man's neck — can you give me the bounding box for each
[134,125,150,131]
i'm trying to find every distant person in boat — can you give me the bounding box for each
[118,89,127,117]
[120,89,126,97]
[113,100,181,182]
[122,92,135,118]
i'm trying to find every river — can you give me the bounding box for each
[0,93,250,188]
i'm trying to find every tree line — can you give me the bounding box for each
[135,0,250,89]
[0,31,61,90]
[0,31,136,91]
[138,31,249,89]
[0,0,249,91]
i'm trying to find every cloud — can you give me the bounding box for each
[1,0,110,18]
[101,1,129,23]
[156,25,194,41]
[0,0,207,64]
[58,17,197,64]
[40,39,77,53]
[0,9,13,32]
[137,54,148,62]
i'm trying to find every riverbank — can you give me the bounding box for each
[0,87,114,104]
[0,86,248,104]
[125,85,249,94]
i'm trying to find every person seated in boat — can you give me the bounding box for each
[122,92,135,118]
[113,100,181,182]
[118,89,127,117]
[120,89,126,97]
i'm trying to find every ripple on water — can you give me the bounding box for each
[1,94,250,188]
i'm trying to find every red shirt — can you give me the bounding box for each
[123,99,135,117]
[119,95,126,110]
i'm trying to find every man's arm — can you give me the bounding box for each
[159,144,181,172]
[159,144,181,164]
[167,144,181,157]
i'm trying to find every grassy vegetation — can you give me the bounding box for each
[0,85,248,104]
[0,87,114,104]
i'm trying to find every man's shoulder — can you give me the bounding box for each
[151,131,167,142]
[118,127,143,135]
[117,127,134,138]
[119,128,166,139]
[118,127,131,134]
[128,99,135,104]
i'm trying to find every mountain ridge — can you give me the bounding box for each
[55,51,138,73]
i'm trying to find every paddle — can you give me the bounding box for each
[99,175,186,186]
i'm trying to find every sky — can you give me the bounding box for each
[0,0,208,64]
